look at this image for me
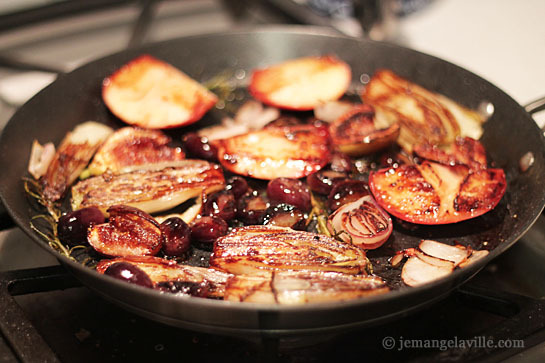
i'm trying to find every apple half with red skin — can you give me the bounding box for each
[369,161,506,225]
[102,55,218,129]
[216,123,331,180]
[249,55,351,111]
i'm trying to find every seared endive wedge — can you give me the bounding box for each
[71,160,224,214]
[224,271,389,304]
[88,127,185,175]
[362,70,484,153]
[210,225,369,276]
[96,256,232,298]
[41,121,113,201]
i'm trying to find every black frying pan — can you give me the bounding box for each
[1,27,544,336]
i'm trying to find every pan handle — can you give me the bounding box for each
[524,96,545,115]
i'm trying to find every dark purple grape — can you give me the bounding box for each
[57,207,105,246]
[104,262,154,288]
[307,170,348,195]
[262,204,306,230]
[267,178,311,212]
[156,281,209,297]
[237,190,269,224]
[182,132,217,161]
[225,176,249,199]
[191,216,228,244]
[330,152,353,173]
[327,180,369,211]
[160,217,191,257]
[202,190,236,221]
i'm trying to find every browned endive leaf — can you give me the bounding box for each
[210,225,369,276]
[224,270,389,304]
[88,205,162,257]
[88,127,186,175]
[362,70,484,153]
[41,121,113,201]
[71,160,225,214]
[96,256,232,298]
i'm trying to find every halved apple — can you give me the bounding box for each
[216,123,330,180]
[249,55,351,111]
[369,161,506,224]
[102,54,217,129]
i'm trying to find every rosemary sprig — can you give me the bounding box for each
[23,177,61,221]
[24,177,90,263]
[30,214,72,259]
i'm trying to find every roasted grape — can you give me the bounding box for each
[182,132,217,161]
[104,261,154,288]
[225,176,249,199]
[160,217,191,257]
[267,177,311,212]
[327,180,369,211]
[57,207,105,246]
[307,170,347,195]
[262,203,305,230]
[191,216,228,244]
[237,190,269,224]
[202,190,236,221]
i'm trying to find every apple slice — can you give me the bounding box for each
[249,55,351,111]
[102,54,217,129]
[369,161,506,224]
[216,123,330,180]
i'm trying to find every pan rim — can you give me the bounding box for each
[1,25,544,329]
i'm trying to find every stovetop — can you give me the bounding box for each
[1,1,545,362]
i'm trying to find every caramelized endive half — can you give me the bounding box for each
[362,70,484,153]
[96,256,232,298]
[88,127,185,175]
[249,55,351,111]
[40,121,113,202]
[71,159,225,215]
[224,270,389,304]
[210,225,369,276]
[102,55,217,129]
[369,161,506,224]
[216,123,330,180]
